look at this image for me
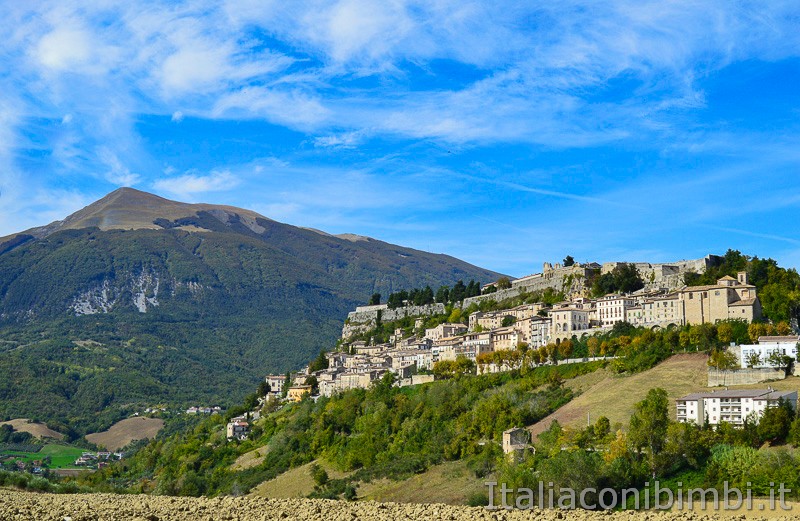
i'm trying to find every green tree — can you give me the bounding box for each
[745,351,762,368]
[496,277,512,290]
[758,400,793,443]
[501,315,516,327]
[435,286,450,304]
[788,417,800,447]
[308,350,329,373]
[257,380,271,398]
[613,263,645,293]
[310,463,329,486]
[708,349,738,370]
[628,388,670,473]
[281,372,291,398]
[369,293,381,305]
[304,375,319,396]
[562,255,575,267]
[450,280,467,302]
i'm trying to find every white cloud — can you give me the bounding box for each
[35,27,93,70]
[161,46,231,93]
[171,111,184,122]
[96,147,141,187]
[153,170,240,199]
[213,87,329,128]
[314,130,364,148]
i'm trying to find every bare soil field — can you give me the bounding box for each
[85,417,164,451]
[3,488,795,520]
[0,419,63,440]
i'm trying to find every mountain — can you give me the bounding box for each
[0,188,502,435]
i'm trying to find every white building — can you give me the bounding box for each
[676,389,797,427]
[734,336,800,368]
[596,294,636,327]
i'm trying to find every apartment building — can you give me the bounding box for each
[676,389,797,427]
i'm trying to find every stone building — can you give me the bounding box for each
[549,306,592,340]
[678,272,761,324]
[502,427,532,461]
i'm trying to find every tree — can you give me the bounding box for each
[745,351,762,368]
[587,337,599,357]
[748,322,767,343]
[628,388,670,473]
[766,352,795,376]
[304,375,319,395]
[421,286,434,305]
[310,463,329,487]
[369,293,381,305]
[308,350,329,373]
[501,315,516,327]
[788,417,800,447]
[496,277,512,290]
[281,372,291,398]
[450,280,467,302]
[257,380,271,398]
[717,322,733,344]
[613,263,645,293]
[562,255,575,267]
[557,339,573,359]
[758,400,793,443]
[435,285,450,304]
[708,349,738,370]
[593,416,611,440]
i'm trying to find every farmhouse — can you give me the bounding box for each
[226,419,250,440]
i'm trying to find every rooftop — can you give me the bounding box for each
[678,389,797,401]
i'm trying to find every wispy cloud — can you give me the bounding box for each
[153,170,240,200]
[3,2,800,273]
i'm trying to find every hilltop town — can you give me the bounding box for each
[262,254,779,407]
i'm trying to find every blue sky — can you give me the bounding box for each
[2,1,800,277]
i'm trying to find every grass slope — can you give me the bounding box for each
[250,461,350,499]
[356,461,486,505]
[529,353,800,437]
[530,353,710,436]
[85,417,164,451]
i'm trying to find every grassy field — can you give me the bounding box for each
[0,444,84,469]
[530,353,800,437]
[85,417,164,451]
[250,460,350,499]
[530,353,711,436]
[357,461,485,505]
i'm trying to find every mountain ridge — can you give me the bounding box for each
[0,188,502,433]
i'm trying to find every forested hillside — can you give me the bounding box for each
[0,189,500,434]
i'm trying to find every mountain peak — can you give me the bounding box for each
[8,188,271,240]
